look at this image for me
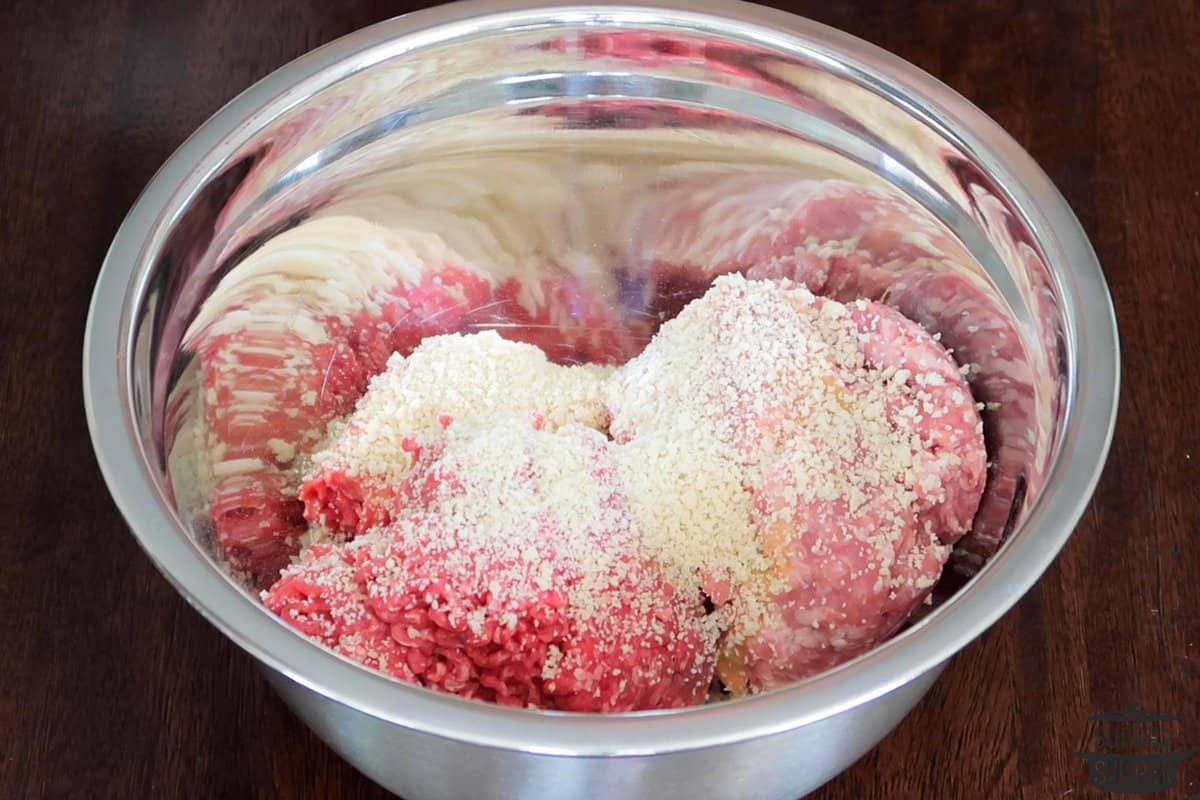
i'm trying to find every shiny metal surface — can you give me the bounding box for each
[82,1,1119,798]
[264,662,945,800]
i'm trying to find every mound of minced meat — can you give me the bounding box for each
[184,182,988,711]
[255,274,984,710]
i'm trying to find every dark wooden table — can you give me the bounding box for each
[2,0,1197,797]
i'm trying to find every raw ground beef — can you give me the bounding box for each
[188,179,992,707]
[603,275,984,693]
[264,413,717,711]
[621,174,1038,575]
[300,332,612,539]
[187,217,632,587]
[729,295,985,692]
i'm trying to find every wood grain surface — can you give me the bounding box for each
[1,0,1197,797]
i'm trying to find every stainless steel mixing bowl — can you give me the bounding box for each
[83,2,1119,798]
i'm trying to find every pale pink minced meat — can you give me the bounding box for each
[186,217,634,587]
[264,413,718,711]
[730,298,985,691]
[605,275,985,694]
[214,197,991,707]
[624,174,1029,573]
[265,275,984,703]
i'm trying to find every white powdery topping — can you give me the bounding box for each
[418,414,619,562]
[361,412,675,636]
[542,644,565,679]
[609,273,830,465]
[296,522,339,552]
[310,331,613,488]
[615,429,769,608]
[606,274,950,645]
